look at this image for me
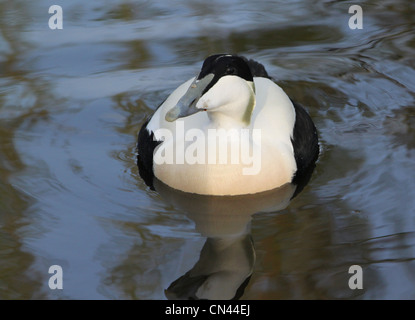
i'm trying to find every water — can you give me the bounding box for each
[1,0,415,299]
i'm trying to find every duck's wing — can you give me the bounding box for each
[136,77,205,190]
[244,56,319,183]
[290,100,319,186]
[137,117,162,190]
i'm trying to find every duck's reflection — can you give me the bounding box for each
[166,234,254,300]
[152,179,297,300]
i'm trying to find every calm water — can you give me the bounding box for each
[1,0,415,299]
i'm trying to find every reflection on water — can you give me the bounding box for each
[155,180,297,300]
[1,0,415,299]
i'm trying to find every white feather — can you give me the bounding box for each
[146,76,297,196]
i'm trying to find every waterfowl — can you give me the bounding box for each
[137,54,319,196]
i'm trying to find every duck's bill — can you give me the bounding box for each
[165,74,214,122]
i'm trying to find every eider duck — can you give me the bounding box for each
[137,54,319,196]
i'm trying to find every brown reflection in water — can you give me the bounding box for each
[0,122,44,299]
[0,113,49,300]
[0,1,52,299]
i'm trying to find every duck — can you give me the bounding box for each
[137,54,319,196]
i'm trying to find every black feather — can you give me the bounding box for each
[290,100,319,187]
[241,56,271,79]
[136,118,162,190]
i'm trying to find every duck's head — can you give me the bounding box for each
[166,54,256,126]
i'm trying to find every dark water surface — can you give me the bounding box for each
[1,0,415,299]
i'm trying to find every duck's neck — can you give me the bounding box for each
[207,112,247,130]
[206,82,256,130]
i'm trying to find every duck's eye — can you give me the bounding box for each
[225,66,236,75]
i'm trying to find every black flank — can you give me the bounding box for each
[290,100,319,190]
[137,118,162,190]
